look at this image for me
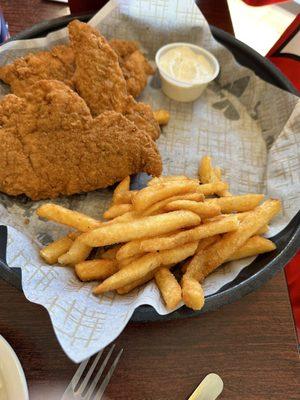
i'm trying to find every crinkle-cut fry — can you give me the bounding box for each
[165,200,221,218]
[40,236,73,264]
[142,192,204,217]
[147,176,195,186]
[205,194,264,213]
[78,210,201,247]
[227,235,276,262]
[93,241,198,294]
[196,182,228,196]
[58,238,92,266]
[103,203,133,219]
[113,190,137,205]
[101,245,122,260]
[75,259,117,281]
[181,235,221,273]
[154,268,182,309]
[37,204,102,232]
[132,181,201,211]
[140,215,239,252]
[186,199,281,282]
[112,176,130,204]
[153,109,170,126]
[181,275,205,311]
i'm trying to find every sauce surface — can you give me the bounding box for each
[159,46,214,84]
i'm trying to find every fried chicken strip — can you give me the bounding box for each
[0,45,75,97]
[0,80,162,200]
[110,39,154,98]
[68,20,160,140]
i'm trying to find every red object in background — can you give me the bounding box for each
[242,0,288,5]
[267,14,300,92]
[285,253,300,344]
[68,0,109,14]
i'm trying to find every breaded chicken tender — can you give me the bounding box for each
[0,40,153,99]
[0,45,75,97]
[110,39,154,98]
[68,20,160,140]
[0,80,162,200]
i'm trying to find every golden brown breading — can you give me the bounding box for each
[0,80,162,200]
[68,20,160,140]
[0,45,75,97]
[110,39,154,98]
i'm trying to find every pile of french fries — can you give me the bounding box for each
[37,156,281,311]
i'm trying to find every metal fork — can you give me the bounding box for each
[61,344,123,400]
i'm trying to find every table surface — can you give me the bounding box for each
[0,1,299,399]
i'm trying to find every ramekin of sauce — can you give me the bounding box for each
[155,43,219,102]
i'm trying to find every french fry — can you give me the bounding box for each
[154,268,182,309]
[198,155,214,183]
[117,271,154,294]
[181,275,205,311]
[132,181,201,211]
[236,212,269,235]
[116,240,144,260]
[118,254,143,268]
[112,176,130,204]
[79,210,201,247]
[103,203,133,219]
[147,176,194,186]
[116,231,182,260]
[181,235,221,273]
[108,211,141,224]
[93,241,198,294]
[196,181,228,196]
[214,167,231,196]
[255,225,269,235]
[165,200,221,218]
[40,236,73,264]
[117,264,176,294]
[113,190,137,205]
[142,192,204,217]
[140,215,239,252]
[67,231,81,240]
[37,204,101,232]
[75,259,117,281]
[185,199,281,282]
[227,236,276,262]
[58,238,92,266]
[101,245,122,260]
[153,109,170,126]
[205,194,264,213]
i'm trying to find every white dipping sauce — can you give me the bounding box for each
[159,46,214,84]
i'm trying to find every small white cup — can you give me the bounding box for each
[155,42,220,102]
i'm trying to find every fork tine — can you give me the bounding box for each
[83,344,115,400]
[93,348,123,400]
[76,350,104,395]
[71,357,90,390]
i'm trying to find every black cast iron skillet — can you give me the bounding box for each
[1,14,299,322]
